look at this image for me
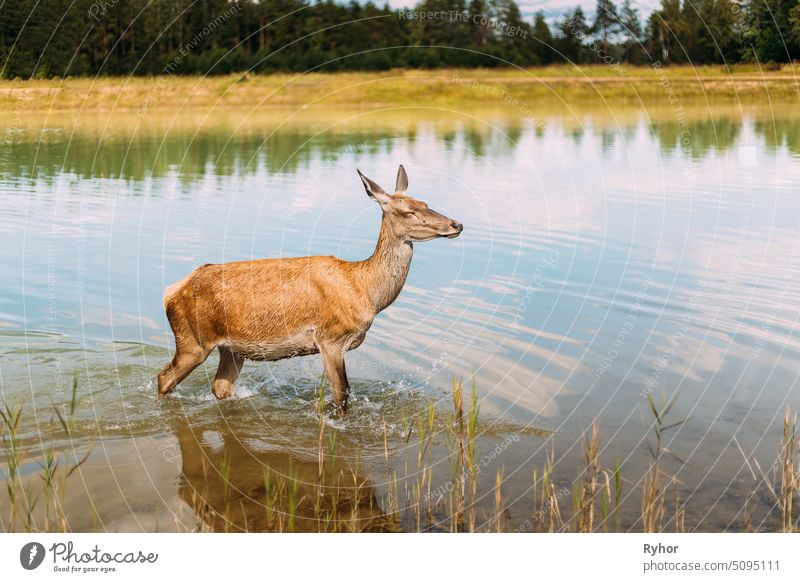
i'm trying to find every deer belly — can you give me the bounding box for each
[223,330,319,362]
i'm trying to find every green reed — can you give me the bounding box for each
[1,373,89,532]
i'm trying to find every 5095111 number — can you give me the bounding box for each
[729,560,779,571]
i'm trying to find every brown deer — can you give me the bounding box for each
[157,165,462,414]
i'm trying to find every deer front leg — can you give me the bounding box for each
[157,343,210,398]
[319,345,350,416]
[212,346,245,399]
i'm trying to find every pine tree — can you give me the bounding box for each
[745,0,800,63]
[618,0,643,62]
[468,0,491,49]
[593,0,620,54]
[558,6,590,63]
[532,11,555,64]
[791,3,800,46]
[646,0,686,64]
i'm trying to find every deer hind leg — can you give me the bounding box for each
[157,340,210,398]
[212,346,245,400]
[319,345,350,416]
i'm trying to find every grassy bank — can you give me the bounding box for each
[1,65,798,113]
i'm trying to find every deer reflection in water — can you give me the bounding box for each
[174,419,391,532]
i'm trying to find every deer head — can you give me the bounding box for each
[357,165,463,241]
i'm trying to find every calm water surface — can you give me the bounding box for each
[1,105,799,531]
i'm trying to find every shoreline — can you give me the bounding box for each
[1,66,798,113]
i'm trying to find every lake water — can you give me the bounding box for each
[1,104,799,531]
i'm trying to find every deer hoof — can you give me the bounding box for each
[212,384,233,400]
[156,381,174,399]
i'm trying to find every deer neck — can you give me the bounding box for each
[358,216,413,313]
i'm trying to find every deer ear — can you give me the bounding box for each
[357,169,391,204]
[395,164,408,193]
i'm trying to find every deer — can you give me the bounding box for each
[157,165,462,415]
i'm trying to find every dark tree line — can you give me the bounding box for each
[1,0,799,79]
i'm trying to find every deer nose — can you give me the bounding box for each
[451,221,463,232]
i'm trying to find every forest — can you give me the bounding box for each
[1,0,799,78]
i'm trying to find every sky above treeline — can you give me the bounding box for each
[383,0,661,20]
